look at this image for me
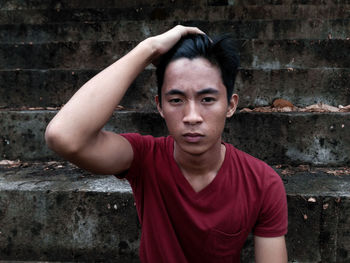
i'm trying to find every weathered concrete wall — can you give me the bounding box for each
[0,163,350,262]
[0,1,349,21]
[1,68,349,109]
[1,20,350,42]
[1,39,349,69]
[1,0,349,261]
[1,111,349,166]
[0,2,349,110]
[0,169,140,262]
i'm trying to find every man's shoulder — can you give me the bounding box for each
[120,133,172,151]
[120,133,155,141]
[121,133,169,142]
[224,142,278,181]
[115,134,173,179]
[225,143,269,168]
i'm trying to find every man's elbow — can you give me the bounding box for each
[45,123,80,156]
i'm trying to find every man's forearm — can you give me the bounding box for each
[254,236,288,263]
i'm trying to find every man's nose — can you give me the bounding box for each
[183,102,203,125]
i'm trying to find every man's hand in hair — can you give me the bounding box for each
[148,25,205,65]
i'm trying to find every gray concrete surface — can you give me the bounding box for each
[1,110,350,166]
[1,68,349,109]
[1,19,350,43]
[1,0,350,261]
[0,2,349,22]
[1,39,349,69]
[0,162,139,262]
[0,162,349,262]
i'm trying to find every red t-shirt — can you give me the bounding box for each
[118,134,287,263]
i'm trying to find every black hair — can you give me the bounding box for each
[156,33,240,106]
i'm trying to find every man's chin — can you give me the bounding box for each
[175,142,208,156]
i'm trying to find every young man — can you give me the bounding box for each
[45,26,288,262]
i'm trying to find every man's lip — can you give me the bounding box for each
[183,133,204,137]
[182,133,204,143]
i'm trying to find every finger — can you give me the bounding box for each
[174,25,206,36]
[185,26,206,35]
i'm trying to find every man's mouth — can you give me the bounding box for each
[183,133,204,143]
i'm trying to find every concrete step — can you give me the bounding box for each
[0,162,349,262]
[1,110,349,166]
[0,69,155,110]
[0,161,139,262]
[0,0,337,9]
[1,19,350,44]
[1,0,349,8]
[0,68,349,109]
[1,5,348,27]
[1,39,350,69]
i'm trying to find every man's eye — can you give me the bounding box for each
[169,98,182,104]
[202,97,216,103]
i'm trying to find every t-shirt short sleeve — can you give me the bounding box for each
[114,133,151,181]
[253,166,288,237]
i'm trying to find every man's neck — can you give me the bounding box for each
[174,140,226,178]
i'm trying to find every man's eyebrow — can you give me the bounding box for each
[165,89,185,96]
[164,88,219,96]
[197,88,219,95]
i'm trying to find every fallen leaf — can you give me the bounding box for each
[301,103,339,112]
[300,104,323,112]
[272,106,295,112]
[116,105,125,110]
[28,107,45,110]
[297,165,310,172]
[273,99,294,108]
[321,104,340,112]
[253,106,272,112]
[326,170,338,175]
[46,107,59,110]
[324,167,350,176]
[0,159,21,167]
[339,105,350,112]
[240,108,253,113]
[0,160,18,165]
[281,169,293,175]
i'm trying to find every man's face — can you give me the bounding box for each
[156,57,238,156]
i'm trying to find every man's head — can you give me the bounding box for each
[156,33,240,107]
[154,33,240,157]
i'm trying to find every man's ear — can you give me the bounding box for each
[226,94,239,118]
[155,95,164,118]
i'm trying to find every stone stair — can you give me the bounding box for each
[0,0,349,262]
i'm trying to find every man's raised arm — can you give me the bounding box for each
[45,25,204,175]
